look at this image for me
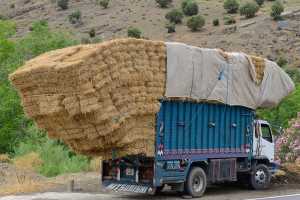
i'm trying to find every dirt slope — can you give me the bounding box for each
[0,0,299,66]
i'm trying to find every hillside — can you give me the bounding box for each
[0,0,299,66]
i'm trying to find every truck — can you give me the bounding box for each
[102,100,278,198]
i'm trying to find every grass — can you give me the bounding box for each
[0,181,54,196]
[14,125,90,177]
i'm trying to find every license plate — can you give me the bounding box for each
[126,168,134,176]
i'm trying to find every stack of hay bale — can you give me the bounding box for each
[10,39,166,159]
[10,38,293,159]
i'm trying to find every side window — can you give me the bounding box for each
[261,124,272,143]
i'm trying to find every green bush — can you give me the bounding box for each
[89,28,96,38]
[223,0,240,14]
[277,56,288,67]
[99,0,110,9]
[165,22,176,33]
[14,125,90,177]
[68,10,82,24]
[182,0,199,16]
[285,68,300,83]
[271,0,284,20]
[224,15,236,25]
[257,84,300,129]
[165,9,183,24]
[127,27,142,38]
[187,15,205,31]
[239,2,259,18]
[155,0,172,8]
[57,0,69,10]
[213,18,220,26]
[255,0,264,6]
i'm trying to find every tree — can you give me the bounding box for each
[57,0,69,10]
[127,27,142,38]
[213,18,220,26]
[155,0,172,8]
[182,0,199,16]
[271,0,284,20]
[68,10,82,24]
[223,0,240,14]
[240,2,259,18]
[187,15,205,31]
[165,9,184,24]
[165,22,176,33]
[255,0,265,6]
[99,0,110,9]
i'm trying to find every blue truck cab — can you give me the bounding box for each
[102,100,278,197]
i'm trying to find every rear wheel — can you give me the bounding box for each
[250,164,271,190]
[185,167,207,197]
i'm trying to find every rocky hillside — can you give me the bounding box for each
[0,0,299,65]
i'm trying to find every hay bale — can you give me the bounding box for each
[10,39,166,158]
[10,38,267,159]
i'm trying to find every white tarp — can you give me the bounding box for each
[165,42,295,109]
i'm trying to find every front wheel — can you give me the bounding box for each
[185,167,207,197]
[250,164,271,190]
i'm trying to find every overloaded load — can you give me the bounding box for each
[9,39,294,158]
[166,42,295,109]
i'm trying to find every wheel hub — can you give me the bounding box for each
[255,169,266,185]
[192,176,203,192]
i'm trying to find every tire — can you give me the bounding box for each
[185,167,207,197]
[250,164,271,190]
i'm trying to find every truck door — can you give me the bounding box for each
[254,121,275,162]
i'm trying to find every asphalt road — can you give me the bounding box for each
[1,184,300,200]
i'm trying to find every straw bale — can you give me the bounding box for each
[10,38,166,158]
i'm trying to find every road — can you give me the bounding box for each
[1,184,300,200]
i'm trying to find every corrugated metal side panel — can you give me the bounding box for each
[156,100,254,159]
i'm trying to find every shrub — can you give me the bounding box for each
[57,0,69,10]
[99,0,110,9]
[257,84,300,129]
[165,9,183,24]
[14,125,90,177]
[155,0,172,8]
[213,18,219,26]
[68,10,82,24]
[285,68,300,83]
[223,0,239,14]
[277,56,288,67]
[255,0,264,6]
[187,15,205,31]
[182,0,199,16]
[224,15,236,25]
[271,0,284,20]
[127,27,142,38]
[165,22,175,33]
[239,2,259,18]
[89,28,96,38]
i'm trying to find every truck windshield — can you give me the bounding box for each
[261,124,272,143]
